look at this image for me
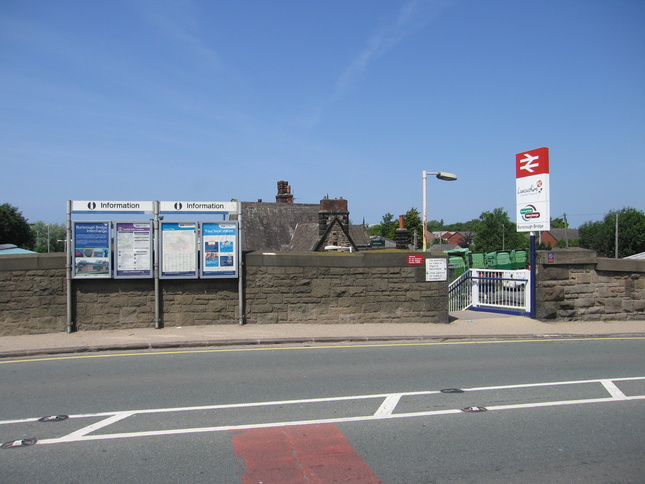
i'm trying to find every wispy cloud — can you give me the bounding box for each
[303,0,453,133]
[133,0,224,71]
[334,0,452,97]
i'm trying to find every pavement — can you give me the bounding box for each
[1,311,644,359]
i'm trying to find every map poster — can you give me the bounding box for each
[115,222,153,278]
[201,222,238,278]
[160,222,198,278]
[73,222,111,278]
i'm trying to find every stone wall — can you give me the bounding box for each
[245,252,447,324]
[0,254,67,335]
[3,248,643,335]
[0,251,449,335]
[537,249,645,321]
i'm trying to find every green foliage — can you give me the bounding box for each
[579,207,645,258]
[0,203,36,249]
[426,219,445,232]
[31,221,66,253]
[551,217,567,229]
[472,208,528,254]
[444,219,480,232]
[368,212,398,239]
[402,208,422,248]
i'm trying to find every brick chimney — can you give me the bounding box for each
[395,215,409,249]
[276,180,294,204]
[318,197,349,236]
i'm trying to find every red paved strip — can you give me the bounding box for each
[230,424,382,484]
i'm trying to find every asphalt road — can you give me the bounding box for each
[2,338,644,483]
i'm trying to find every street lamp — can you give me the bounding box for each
[422,171,458,252]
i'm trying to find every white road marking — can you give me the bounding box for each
[58,412,135,441]
[3,376,643,446]
[600,379,628,400]
[374,394,403,417]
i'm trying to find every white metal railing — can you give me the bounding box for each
[449,269,531,313]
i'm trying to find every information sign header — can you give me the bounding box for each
[72,200,154,213]
[159,201,238,214]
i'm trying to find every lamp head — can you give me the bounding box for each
[435,172,457,181]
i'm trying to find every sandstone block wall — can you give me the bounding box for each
[0,251,449,335]
[244,252,448,325]
[537,249,645,321]
[0,254,67,335]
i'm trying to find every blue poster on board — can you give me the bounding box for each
[201,222,238,278]
[73,222,111,278]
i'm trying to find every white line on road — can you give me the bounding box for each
[600,379,628,400]
[3,376,643,446]
[374,394,403,417]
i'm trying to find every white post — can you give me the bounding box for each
[421,171,457,253]
[422,171,428,252]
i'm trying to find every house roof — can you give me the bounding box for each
[238,202,320,251]
[288,222,371,251]
[0,244,37,254]
[625,251,645,260]
[288,223,319,251]
[545,228,579,241]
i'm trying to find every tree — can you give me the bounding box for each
[551,217,567,229]
[0,203,35,249]
[367,212,398,239]
[369,209,424,247]
[402,208,423,249]
[30,221,66,253]
[579,207,645,258]
[473,207,528,253]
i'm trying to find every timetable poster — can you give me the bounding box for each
[201,222,238,278]
[160,222,198,278]
[73,222,111,278]
[115,222,152,278]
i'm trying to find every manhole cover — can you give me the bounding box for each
[2,438,38,449]
[38,415,69,422]
[461,406,487,413]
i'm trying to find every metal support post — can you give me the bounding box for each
[529,232,537,319]
[153,201,162,329]
[65,201,74,333]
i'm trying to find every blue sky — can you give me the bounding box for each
[2,0,644,228]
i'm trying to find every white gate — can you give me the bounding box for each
[449,269,531,314]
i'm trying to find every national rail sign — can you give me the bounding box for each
[515,147,551,232]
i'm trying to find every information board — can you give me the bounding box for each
[73,222,111,278]
[115,222,153,278]
[201,222,239,278]
[160,222,198,279]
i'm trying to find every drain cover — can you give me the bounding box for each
[461,406,487,413]
[38,415,69,422]
[440,388,464,393]
[2,438,38,449]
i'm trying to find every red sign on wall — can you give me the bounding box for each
[408,255,424,265]
[516,147,549,178]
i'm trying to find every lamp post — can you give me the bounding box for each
[422,171,458,252]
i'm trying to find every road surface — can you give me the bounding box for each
[2,337,644,482]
